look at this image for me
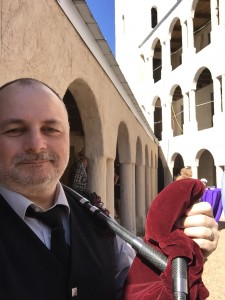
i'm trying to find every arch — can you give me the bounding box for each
[67,78,104,159]
[152,38,162,83]
[154,97,162,140]
[151,6,158,28]
[117,121,131,164]
[193,68,213,131]
[170,85,184,136]
[193,0,211,53]
[171,152,184,180]
[169,17,182,70]
[196,149,216,186]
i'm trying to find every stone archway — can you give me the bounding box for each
[116,122,135,233]
[197,149,216,186]
[62,78,104,195]
[135,137,144,236]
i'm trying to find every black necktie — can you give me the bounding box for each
[26,205,69,270]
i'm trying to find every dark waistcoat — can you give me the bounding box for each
[0,188,116,300]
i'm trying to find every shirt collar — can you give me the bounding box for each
[0,183,70,220]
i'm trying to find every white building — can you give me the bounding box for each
[115,0,225,189]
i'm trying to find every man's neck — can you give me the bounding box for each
[1,183,58,210]
[27,192,56,210]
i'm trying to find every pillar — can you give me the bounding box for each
[145,164,151,213]
[211,0,219,31]
[182,93,189,133]
[192,165,198,179]
[213,77,222,115]
[120,162,136,234]
[189,89,198,130]
[135,164,145,236]
[88,156,106,203]
[187,17,195,51]
[219,0,225,25]
[181,21,188,54]
[161,99,173,140]
[161,38,171,75]
[106,158,115,216]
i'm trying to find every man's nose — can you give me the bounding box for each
[23,130,47,152]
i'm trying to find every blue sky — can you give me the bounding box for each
[86,0,115,55]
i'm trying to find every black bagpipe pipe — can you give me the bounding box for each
[63,185,188,299]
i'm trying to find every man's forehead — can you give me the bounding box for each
[0,83,67,113]
[0,81,56,99]
[0,80,69,124]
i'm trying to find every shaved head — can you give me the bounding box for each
[0,78,69,121]
[0,78,61,99]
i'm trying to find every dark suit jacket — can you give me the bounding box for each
[0,188,116,300]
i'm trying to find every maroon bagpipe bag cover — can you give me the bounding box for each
[123,178,209,300]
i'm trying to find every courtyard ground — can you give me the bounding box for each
[202,219,225,299]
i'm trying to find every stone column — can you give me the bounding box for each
[88,156,106,203]
[213,77,222,115]
[211,0,219,30]
[145,164,151,212]
[135,164,145,236]
[189,89,198,130]
[182,93,189,133]
[187,17,195,51]
[120,163,136,234]
[106,158,115,216]
[181,21,188,54]
[161,99,173,140]
[216,165,223,188]
[162,38,171,75]
[219,0,225,25]
[192,165,198,180]
[149,53,154,82]
[151,158,158,199]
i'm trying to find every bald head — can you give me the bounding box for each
[0,78,61,99]
[0,78,69,123]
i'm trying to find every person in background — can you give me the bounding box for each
[176,166,193,181]
[200,178,208,187]
[68,152,89,197]
[0,78,219,300]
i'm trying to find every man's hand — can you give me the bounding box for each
[176,202,219,258]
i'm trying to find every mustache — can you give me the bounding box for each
[13,152,57,163]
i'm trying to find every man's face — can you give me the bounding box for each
[0,83,70,195]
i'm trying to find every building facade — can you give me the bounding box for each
[0,0,160,235]
[115,0,225,189]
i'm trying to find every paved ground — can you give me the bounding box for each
[202,219,225,299]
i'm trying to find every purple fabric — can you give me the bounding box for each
[201,188,223,222]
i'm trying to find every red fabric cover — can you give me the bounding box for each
[123,178,209,300]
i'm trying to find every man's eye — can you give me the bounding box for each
[43,127,60,134]
[5,128,25,136]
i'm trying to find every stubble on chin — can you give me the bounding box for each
[0,163,63,196]
[0,150,69,196]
